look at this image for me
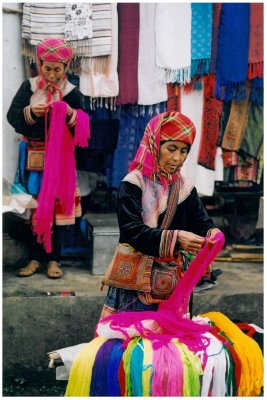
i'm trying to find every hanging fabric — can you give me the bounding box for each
[197,75,223,170]
[190,3,212,79]
[181,85,223,196]
[79,3,119,100]
[64,4,93,41]
[116,3,139,106]
[155,3,191,85]
[137,3,167,106]
[21,3,66,56]
[248,3,263,80]
[209,3,222,74]
[216,3,250,101]
[67,3,112,58]
[221,87,250,152]
[239,102,263,160]
[166,84,181,112]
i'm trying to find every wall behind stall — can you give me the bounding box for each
[2,3,24,184]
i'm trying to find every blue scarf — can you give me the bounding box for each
[216,3,250,101]
[191,3,212,79]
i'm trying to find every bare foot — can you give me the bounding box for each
[47,261,63,279]
[17,260,41,277]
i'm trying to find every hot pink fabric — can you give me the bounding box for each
[97,233,225,352]
[33,101,90,252]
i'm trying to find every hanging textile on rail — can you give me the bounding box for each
[210,3,222,74]
[198,75,223,170]
[181,85,223,196]
[155,3,191,85]
[216,3,250,101]
[251,78,263,105]
[22,3,66,51]
[239,103,263,160]
[190,3,212,79]
[137,3,167,106]
[79,3,119,101]
[66,3,112,58]
[166,84,181,112]
[65,4,93,41]
[116,3,139,106]
[221,88,250,152]
[248,3,263,80]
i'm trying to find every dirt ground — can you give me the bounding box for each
[3,382,66,397]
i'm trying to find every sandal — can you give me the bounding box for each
[17,260,41,277]
[47,261,64,279]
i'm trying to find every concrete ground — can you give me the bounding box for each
[3,258,263,390]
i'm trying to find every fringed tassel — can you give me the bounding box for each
[130,340,144,396]
[248,62,263,80]
[151,341,184,396]
[202,312,264,397]
[123,337,140,396]
[173,340,202,396]
[142,339,153,396]
[107,339,124,396]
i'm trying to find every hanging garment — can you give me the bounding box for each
[66,3,112,57]
[155,3,191,85]
[65,3,92,41]
[248,3,263,80]
[166,84,181,112]
[239,102,263,159]
[137,3,167,106]
[216,3,250,101]
[116,4,139,105]
[22,3,66,46]
[251,78,263,105]
[181,84,223,196]
[190,3,212,79]
[79,3,119,98]
[198,75,223,170]
[209,3,222,74]
[221,89,250,151]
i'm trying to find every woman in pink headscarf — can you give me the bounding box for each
[7,38,89,279]
[101,111,222,317]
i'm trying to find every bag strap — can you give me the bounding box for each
[160,178,180,230]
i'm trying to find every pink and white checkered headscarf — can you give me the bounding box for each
[129,111,196,187]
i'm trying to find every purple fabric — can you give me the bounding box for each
[116,3,139,105]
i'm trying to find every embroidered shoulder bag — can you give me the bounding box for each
[102,179,181,303]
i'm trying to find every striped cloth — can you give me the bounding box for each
[22,3,112,59]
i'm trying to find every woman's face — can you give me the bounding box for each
[41,61,65,83]
[159,140,189,173]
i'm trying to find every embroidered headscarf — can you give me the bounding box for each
[30,37,74,105]
[129,111,196,186]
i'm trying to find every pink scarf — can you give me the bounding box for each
[33,101,90,252]
[97,232,225,352]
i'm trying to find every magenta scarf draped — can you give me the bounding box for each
[33,101,90,252]
[97,232,225,353]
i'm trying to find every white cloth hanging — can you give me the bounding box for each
[79,3,118,98]
[180,83,223,196]
[155,3,191,84]
[137,3,167,105]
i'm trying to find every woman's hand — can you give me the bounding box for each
[207,228,222,243]
[31,103,47,117]
[177,230,205,253]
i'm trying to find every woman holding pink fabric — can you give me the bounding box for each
[7,38,89,279]
[101,111,222,317]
